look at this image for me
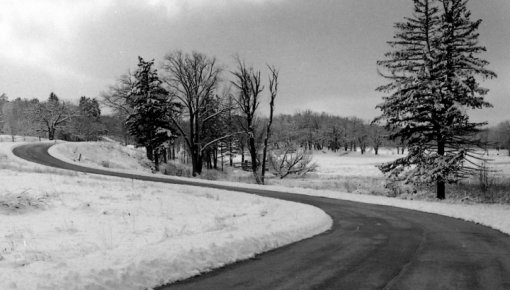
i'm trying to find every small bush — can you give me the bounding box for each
[384,180,417,197]
[200,169,224,181]
[343,180,356,193]
[269,146,318,179]
[161,162,192,177]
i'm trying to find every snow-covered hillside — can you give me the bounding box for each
[0,140,332,290]
[50,141,152,172]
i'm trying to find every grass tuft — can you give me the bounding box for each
[0,190,51,214]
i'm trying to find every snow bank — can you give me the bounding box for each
[1,141,332,289]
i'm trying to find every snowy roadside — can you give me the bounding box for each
[50,142,510,237]
[2,141,332,290]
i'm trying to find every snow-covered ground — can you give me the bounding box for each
[309,148,398,177]
[51,141,510,238]
[51,141,151,172]
[0,139,332,290]
[307,147,510,178]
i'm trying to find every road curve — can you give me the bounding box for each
[13,143,510,290]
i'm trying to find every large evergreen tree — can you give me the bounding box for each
[72,96,104,141]
[126,57,176,169]
[375,0,496,199]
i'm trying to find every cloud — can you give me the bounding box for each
[0,0,113,80]
[143,0,284,16]
[0,0,281,80]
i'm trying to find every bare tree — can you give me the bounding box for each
[269,145,317,179]
[2,101,21,141]
[33,93,72,140]
[101,71,136,145]
[260,66,278,184]
[232,58,263,183]
[232,58,279,185]
[101,71,136,116]
[369,124,385,155]
[161,51,231,176]
[0,93,7,134]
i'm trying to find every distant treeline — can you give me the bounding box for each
[0,92,119,142]
[0,92,507,155]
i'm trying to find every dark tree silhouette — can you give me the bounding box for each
[126,57,176,169]
[375,0,496,199]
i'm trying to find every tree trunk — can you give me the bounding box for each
[220,145,224,171]
[261,90,276,185]
[48,127,56,140]
[213,147,218,169]
[229,141,233,167]
[154,149,160,172]
[192,155,203,176]
[437,139,446,199]
[208,149,213,169]
[191,144,203,176]
[436,178,445,200]
[146,145,154,161]
[248,134,261,184]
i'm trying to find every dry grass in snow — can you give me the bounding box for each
[0,139,332,290]
[0,135,45,143]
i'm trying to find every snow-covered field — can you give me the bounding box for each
[267,148,510,199]
[309,148,398,177]
[51,141,510,238]
[0,140,332,290]
[309,147,510,178]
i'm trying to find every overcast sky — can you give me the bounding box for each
[0,0,508,124]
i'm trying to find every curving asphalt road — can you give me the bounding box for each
[13,143,510,290]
